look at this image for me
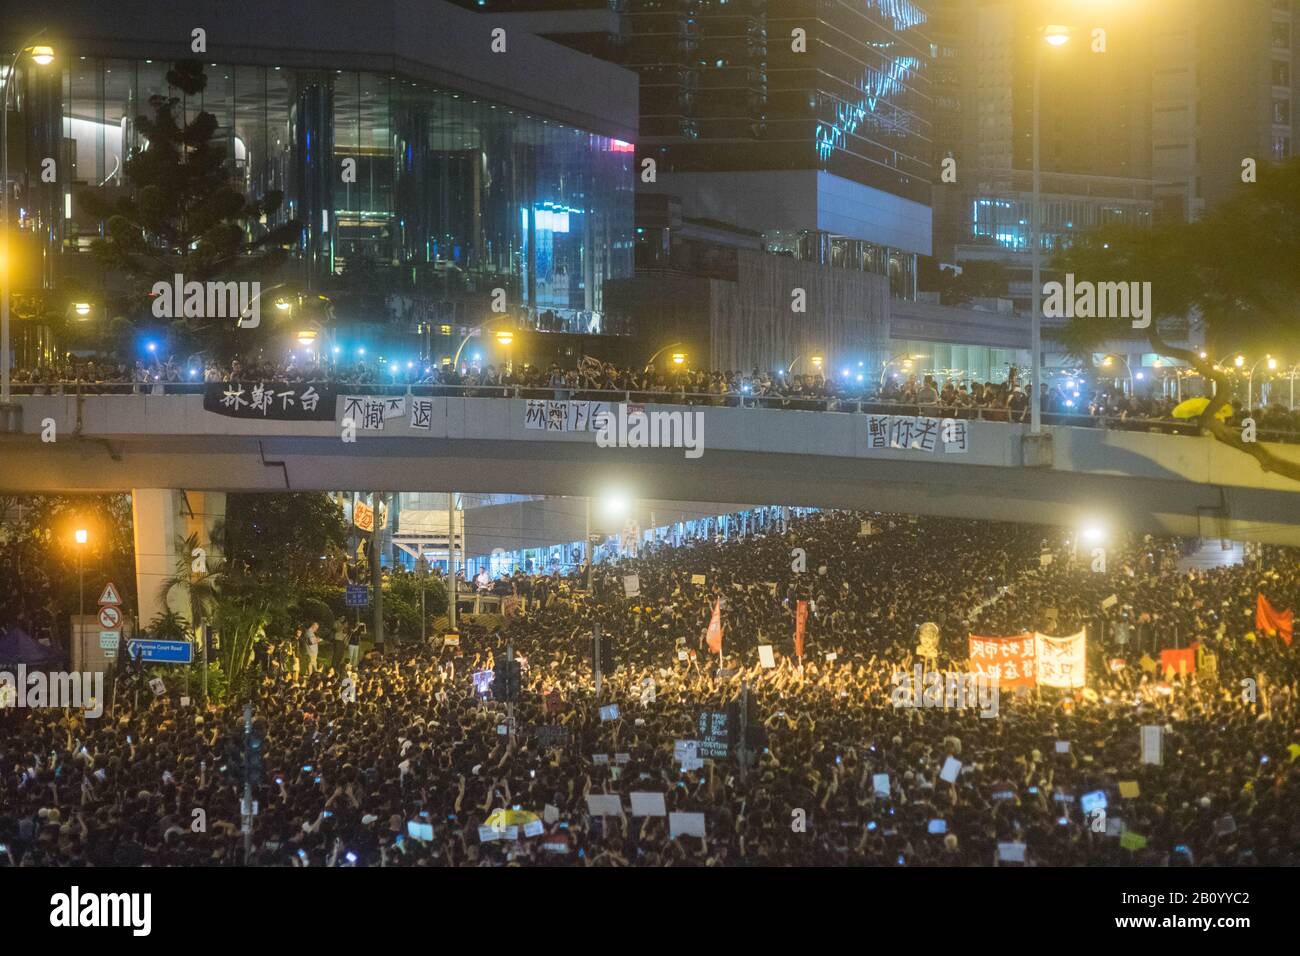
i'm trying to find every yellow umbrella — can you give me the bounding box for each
[484,808,541,830]
[1171,397,1232,420]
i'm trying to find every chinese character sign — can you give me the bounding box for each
[967,633,1037,688]
[1034,631,1087,689]
[204,382,337,421]
[866,415,971,454]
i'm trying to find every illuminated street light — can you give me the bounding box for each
[1030,23,1072,434]
[495,330,514,346]
[1043,25,1071,47]
[74,302,92,317]
[296,329,318,345]
[2,32,56,406]
[74,526,88,626]
[671,352,687,367]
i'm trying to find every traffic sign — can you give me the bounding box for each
[345,585,369,607]
[98,582,122,606]
[98,605,122,630]
[127,639,194,664]
[99,631,121,650]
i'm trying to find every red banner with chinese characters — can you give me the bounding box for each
[794,600,808,659]
[967,633,1036,688]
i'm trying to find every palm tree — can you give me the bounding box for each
[156,531,224,700]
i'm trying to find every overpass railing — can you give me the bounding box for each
[14,380,1300,444]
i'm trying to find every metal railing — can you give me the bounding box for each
[12,380,1300,444]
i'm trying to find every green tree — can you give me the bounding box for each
[224,493,348,582]
[1052,157,1300,482]
[78,59,300,359]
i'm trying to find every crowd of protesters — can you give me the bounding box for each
[2,509,1297,867]
[10,352,1299,439]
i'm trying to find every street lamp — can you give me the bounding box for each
[74,527,88,633]
[1246,355,1277,414]
[642,342,687,372]
[1031,24,1071,433]
[495,329,514,374]
[2,32,56,409]
[1287,363,1300,411]
[1100,354,1134,396]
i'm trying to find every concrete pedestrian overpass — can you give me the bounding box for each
[3,393,1300,541]
[2,393,1299,619]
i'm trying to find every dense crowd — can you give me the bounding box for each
[2,511,1297,867]
[11,354,1299,438]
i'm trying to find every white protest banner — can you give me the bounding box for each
[674,739,703,771]
[1141,725,1163,765]
[341,395,388,430]
[1034,630,1087,688]
[941,417,969,453]
[758,645,776,669]
[668,812,706,838]
[623,575,641,598]
[939,756,962,784]
[149,678,166,697]
[1056,741,1070,754]
[409,397,434,431]
[997,842,1026,863]
[585,794,623,817]
[1101,594,1118,610]
[690,574,706,586]
[630,792,667,817]
[872,773,891,798]
[543,804,560,824]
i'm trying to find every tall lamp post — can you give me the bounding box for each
[1100,354,1134,397]
[1031,25,1071,433]
[1287,363,1300,411]
[1246,355,1277,415]
[74,527,88,633]
[1,33,55,411]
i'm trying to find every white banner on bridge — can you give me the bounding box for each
[523,399,607,432]
[866,415,969,453]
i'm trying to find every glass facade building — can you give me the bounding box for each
[12,55,633,327]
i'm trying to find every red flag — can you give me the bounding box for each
[1160,647,1196,677]
[1257,593,1294,646]
[706,598,723,655]
[794,600,808,659]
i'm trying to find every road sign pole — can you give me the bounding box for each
[242,702,253,865]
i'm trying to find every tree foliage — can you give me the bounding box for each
[77,59,301,358]
[1052,157,1300,481]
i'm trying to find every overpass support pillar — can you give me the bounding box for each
[131,490,227,629]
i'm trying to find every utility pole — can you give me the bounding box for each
[592,623,602,697]
[447,492,457,631]
[585,496,593,591]
[371,492,384,653]
[737,681,750,783]
[506,640,515,742]
[241,702,253,865]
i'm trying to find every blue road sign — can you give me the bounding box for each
[127,639,194,664]
[346,585,370,607]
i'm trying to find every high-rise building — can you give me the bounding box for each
[1,0,637,368]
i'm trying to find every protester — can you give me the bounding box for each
[2,510,1296,867]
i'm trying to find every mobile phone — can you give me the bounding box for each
[418,811,430,818]
[275,776,284,785]
[323,810,333,818]
[835,756,842,765]
[1028,786,1039,794]
[0,844,8,853]
[126,736,132,745]
[1058,816,1069,826]
[314,776,322,784]
[303,764,314,772]
[297,849,307,860]
[345,851,358,864]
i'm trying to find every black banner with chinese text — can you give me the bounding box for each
[202,382,337,420]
